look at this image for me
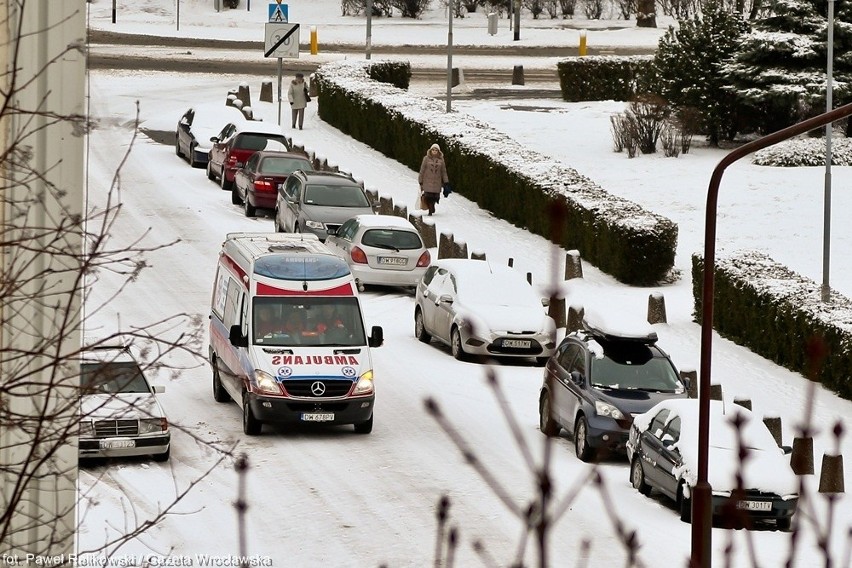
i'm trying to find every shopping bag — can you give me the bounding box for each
[419,193,429,210]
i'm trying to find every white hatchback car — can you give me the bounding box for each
[79,340,171,462]
[325,214,431,290]
[413,259,557,364]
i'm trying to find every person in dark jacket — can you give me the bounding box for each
[287,72,309,130]
[418,143,449,216]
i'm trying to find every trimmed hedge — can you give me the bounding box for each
[692,250,852,400]
[557,55,656,102]
[314,60,678,286]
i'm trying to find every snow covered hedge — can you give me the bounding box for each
[692,250,852,400]
[752,137,852,166]
[313,60,678,286]
[556,55,655,102]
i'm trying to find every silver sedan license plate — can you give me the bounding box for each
[736,500,772,511]
[503,339,531,348]
[100,439,135,449]
[302,413,334,422]
[378,256,407,266]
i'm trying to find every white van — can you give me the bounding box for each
[208,232,383,435]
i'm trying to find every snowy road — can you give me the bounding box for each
[79,69,850,567]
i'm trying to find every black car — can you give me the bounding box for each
[538,313,688,462]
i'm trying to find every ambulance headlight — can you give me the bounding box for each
[254,370,281,395]
[352,370,374,396]
[305,220,325,230]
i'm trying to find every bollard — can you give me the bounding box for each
[763,415,783,446]
[733,396,752,411]
[487,12,498,35]
[818,454,845,493]
[378,196,393,216]
[680,369,697,399]
[438,233,454,260]
[647,292,667,324]
[237,82,252,108]
[548,296,566,328]
[508,257,514,267]
[791,437,815,475]
[471,251,487,261]
[393,204,407,219]
[579,30,587,56]
[310,25,318,55]
[564,250,583,280]
[421,219,437,249]
[709,383,723,401]
[453,240,468,259]
[260,80,273,103]
[451,68,461,88]
[567,304,585,333]
[512,65,524,86]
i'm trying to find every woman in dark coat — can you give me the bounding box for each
[418,143,449,216]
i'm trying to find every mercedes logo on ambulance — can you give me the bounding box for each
[310,381,326,396]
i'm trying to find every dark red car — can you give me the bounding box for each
[232,151,313,217]
[206,121,291,191]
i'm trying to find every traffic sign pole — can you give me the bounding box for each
[277,58,283,126]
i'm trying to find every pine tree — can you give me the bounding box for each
[723,0,852,134]
[653,2,750,145]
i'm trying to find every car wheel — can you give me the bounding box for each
[294,223,301,234]
[212,359,231,403]
[231,186,241,205]
[573,416,596,462]
[152,446,171,462]
[221,169,233,191]
[188,143,199,168]
[244,195,256,217]
[206,160,215,181]
[353,414,373,434]
[535,356,549,367]
[451,327,466,361]
[631,458,652,496]
[242,392,261,436]
[539,392,560,437]
[175,136,182,157]
[678,483,692,523]
[273,212,283,233]
[414,309,431,343]
[776,517,792,531]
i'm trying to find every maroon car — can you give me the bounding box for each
[232,151,313,217]
[207,121,291,192]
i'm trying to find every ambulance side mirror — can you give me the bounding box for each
[368,325,383,348]
[229,324,248,348]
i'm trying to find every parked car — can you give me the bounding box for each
[413,258,556,364]
[274,170,377,241]
[79,339,171,462]
[626,399,798,530]
[232,150,312,217]
[207,120,291,191]
[175,103,246,168]
[325,214,431,290]
[538,311,688,462]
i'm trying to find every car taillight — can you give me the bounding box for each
[254,179,275,193]
[226,154,238,167]
[351,246,368,264]
[416,250,431,268]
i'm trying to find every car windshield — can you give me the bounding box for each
[304,184,370,207]
[590,343,682,392]
[260,157,311,175]
[361,228,422,250]
[253,296,367,347]
[81,361,150,394]
[236,134,287,151]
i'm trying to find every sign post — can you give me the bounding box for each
[265,2,298,126]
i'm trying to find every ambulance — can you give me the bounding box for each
[208,232,383,435]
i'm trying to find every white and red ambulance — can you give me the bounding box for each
[208,232,383,435]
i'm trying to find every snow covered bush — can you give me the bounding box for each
[752,136,852,166]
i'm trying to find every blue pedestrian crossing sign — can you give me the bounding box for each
[268,3,288,23]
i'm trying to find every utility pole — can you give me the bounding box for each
[513,0,521,41]
[822,0,835,302]
[446,0,453,112]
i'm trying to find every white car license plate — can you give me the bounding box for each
[100,439,135,449]
[302,413,335,422]
[736,500,772,511]
[503,339,531,348]
[378,256,407,266]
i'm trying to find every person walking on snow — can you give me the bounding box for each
[418,143,449,216]
[288,72,309,130]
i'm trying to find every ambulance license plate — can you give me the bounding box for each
[503,339,531,348]
[100,439,135,449]
[736,500,772,511]
[378,256,407,266]
[302,413,335,422]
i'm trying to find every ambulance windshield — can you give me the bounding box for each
[253,297,366,347]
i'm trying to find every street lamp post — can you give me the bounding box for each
[446,0,453,113]
[822,0,835,302]
[366,0,372,60]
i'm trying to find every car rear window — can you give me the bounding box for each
[304,184,370,207]
[361,229,422,250]
[261,157,311,175]
[235,134,288,151]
